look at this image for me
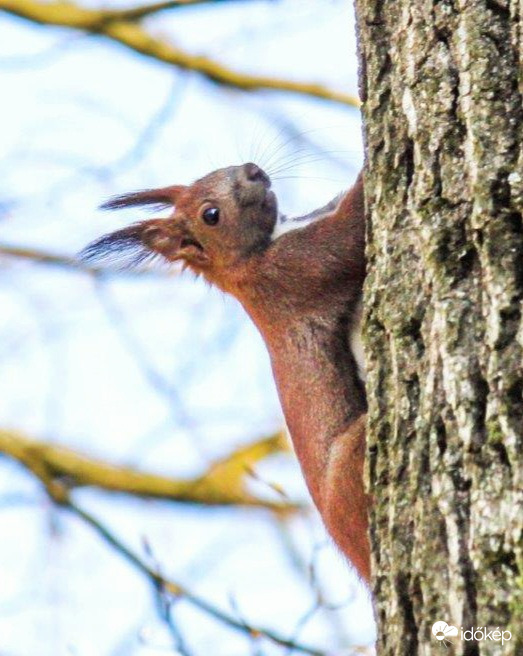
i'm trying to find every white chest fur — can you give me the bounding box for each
[349,299,366,383]
[272,204,367,383]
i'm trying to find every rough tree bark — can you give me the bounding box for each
[354,1,523,654]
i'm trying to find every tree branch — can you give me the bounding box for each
[0,0,359,107]
[65,497,327,655]
[0,428,300,512]
[0,426,322,653]
[0,243,168,276]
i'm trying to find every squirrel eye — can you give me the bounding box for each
[202,207,220,226]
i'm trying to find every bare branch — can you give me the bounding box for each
[69,500,327,655]
[0,432,324,654]
[0,428,299,511]
[0,243,169,276]
[0,0,359,107]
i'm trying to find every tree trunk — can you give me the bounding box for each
[354,1,523,654]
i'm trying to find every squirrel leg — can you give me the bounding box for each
[321,414,370,582]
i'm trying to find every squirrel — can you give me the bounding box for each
[80,162,370,581]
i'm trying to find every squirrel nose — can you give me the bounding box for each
[243,162,270,186]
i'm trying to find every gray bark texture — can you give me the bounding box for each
[354,1,523,654]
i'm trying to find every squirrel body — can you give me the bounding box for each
[81,163,370,581]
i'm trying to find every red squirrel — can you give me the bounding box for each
[81,163,370,581]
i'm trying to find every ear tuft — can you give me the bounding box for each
[99,185,182,212]
[78,222,157,269]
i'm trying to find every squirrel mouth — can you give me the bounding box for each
[180,236,203,251]
[263,189,277,214]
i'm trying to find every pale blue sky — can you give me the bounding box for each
[0,2,373,654]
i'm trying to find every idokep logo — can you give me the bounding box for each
[432,621,458,644]
[460,626,512,646]
[432,620,512,647]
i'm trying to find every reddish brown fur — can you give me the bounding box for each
[81,164,370,582]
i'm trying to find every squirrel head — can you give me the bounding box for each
[80,163,278,282]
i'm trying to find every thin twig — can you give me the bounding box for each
[0,243,168,276]
[69,500,328,655]
[111,0,267,22]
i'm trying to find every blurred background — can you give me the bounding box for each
[0,0,373,653]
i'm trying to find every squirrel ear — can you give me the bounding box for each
[99,185,186,212]
[79,218,209,269]
[79,219,165,269]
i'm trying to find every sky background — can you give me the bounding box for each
[0,1,373,654]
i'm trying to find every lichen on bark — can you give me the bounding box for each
[354,1,523,654]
